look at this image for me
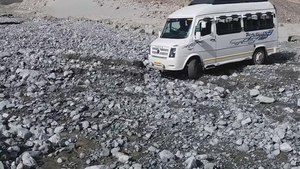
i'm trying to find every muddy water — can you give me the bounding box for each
[44,0,138,20]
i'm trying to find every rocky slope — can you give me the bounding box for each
[0,16,300,169]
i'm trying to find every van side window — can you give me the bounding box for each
[201,20,212,36]
[195,20,212,36]
[216,16,242,35]
[243,13,274,31]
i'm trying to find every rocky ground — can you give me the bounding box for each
[1,0,300,29]
[0,15,300,169]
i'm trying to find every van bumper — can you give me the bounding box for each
[148,55,184,71]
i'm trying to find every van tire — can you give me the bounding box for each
[187,59,202,79]
[252,48,266,65]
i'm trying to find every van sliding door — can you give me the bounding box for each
[215,15,248,65]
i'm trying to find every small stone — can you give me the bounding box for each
[48,134,60,144]
[54,126,64,134]
[279,88,285,93]
[148,146,158,152]
[111,147,120,154]
[159,150,174,162]
[17,128,32,140]
[241,117,252,126]
[275,127,286,139]
[85,165,110,169]
[101,148,110,157]
[221,75,229,80]
[16,162,23,169]
[204,126,215,133]
[139,29,145,33]
[0,52,10,58]
[236,143,249,152]
[297,99,300,107]
[0,100,10,111]
[280,143,293,152]
[235,139,243,145]
[131,163,142,169]
[113,152,131,163]
[284,107,294,113]
[48,73,56,79]
[272,149,280,156]
[257,95,275,104]
[0,161,4,169]
[184,156,197,169]
[175,151,184,159]
[72,114,81,121]
[22,152,37,168]
[143,133,152,140]
[145,25,155,35]
[81,121,90,129]
[236,112,244,121]
[57,158,63,164]
[79,153,86,159]
[250,89,260,97]
[63,70,73,77]
[215,87,225,93]
[204,162,216,169]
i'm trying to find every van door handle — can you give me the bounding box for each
[210,38,216,42]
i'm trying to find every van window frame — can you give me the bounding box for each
[243,12,275,32]
[195,18,213,37]
[216,15,242,36]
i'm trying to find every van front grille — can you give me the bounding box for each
[151,46,169,56]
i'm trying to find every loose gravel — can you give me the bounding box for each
[0,16,300,169]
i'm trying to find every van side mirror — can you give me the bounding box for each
[195,32,201,41]
[158,31,161,37]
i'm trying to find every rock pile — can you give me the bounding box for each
[0,16,300,168]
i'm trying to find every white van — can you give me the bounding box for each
[148,0,278,79]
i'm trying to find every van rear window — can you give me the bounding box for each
[243,13,274,31]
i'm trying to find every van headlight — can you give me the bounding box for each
[169,48,176,58]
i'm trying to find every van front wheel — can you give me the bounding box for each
[187,59,202,79]
[252,49,266,65]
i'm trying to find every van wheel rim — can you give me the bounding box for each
[255,52,264,63]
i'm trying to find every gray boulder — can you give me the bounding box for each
[17,128,32,140]
[85,165,110,169]
[184,156,197,169]
[249,89,260,97]
[0,52,10,58]
[0,100,10,111]
[280,143,293,152]
[22,152,37,168]
[0,161,4,169]
[159,150,175,162]
[257,95,275,104]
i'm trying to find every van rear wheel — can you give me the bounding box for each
[252,48,266,65]
[187,59,202,79]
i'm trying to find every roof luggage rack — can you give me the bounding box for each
[189,0,268,5]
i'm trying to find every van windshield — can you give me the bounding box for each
[161,18,193,39]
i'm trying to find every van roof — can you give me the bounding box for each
[169,1,275,18]
[189,0,268,5]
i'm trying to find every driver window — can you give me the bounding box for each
[195,20,212,37]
